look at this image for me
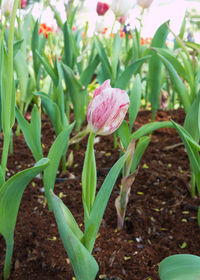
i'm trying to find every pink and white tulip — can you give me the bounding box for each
[110,0,136,18]
[137,0,153,9]
[87,80,130,135]
[96,2,109,16]
[21,0,27,9]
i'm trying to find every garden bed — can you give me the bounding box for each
[0,108,200,280]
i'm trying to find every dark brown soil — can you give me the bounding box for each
[0,108,200,280]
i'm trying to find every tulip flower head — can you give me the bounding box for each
[1,0,14,17]
[96,2,109,16]
[138,0,153,9]
[110,0,136,18]
[87,80,130,135]
[39,23,53,39]
[21,0,27,9]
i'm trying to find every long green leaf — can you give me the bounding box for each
[159,254,200,280]
[117,121,131,149]
[34,91,63,135]
[50,192,99,280]
[131,121,174,141]
[0,158,49,279]
[131,136,150,172]
[151,47,187,81]
[171,120,200,195]
[129,74,142,131]
[43,123,75,204]
[81,133,96,221]
[184,92,200,141]
[14,50,28,104]
[83,152,129,252]
[62,63,86,131]
[36,50,58,86]
[80,54,100,87]
[95,36,112,80]
[111,32,121,80]
[157,53,191,113]
[15,105,43,162]
[148,21,169,118]
[115,55,151,89]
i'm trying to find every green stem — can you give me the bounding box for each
[1,131,11,179]
[109,16,116,57]
[82,132,96,217]
[3,241,14,280]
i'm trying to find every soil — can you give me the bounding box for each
[0,108,200,280]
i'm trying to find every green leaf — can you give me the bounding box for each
[157,53,191,113]
[0,158,49,279]
[129,74,142,131]
[184,92,200,141]
[36,50,58,86]
[171,120,200,195]
[95,36,112,80]
[15,105,43,162]
[13,39,24,57]
[50,192,99,280]
[31,21,41,80]
[111,31,121,80]
[43,123,75,205]
[1,45,15,133]
[184,41,200,54]
[83,151,129,253]
[151,47,187,81]
[131,136,150,172]
[159,254,200,280]
[80,54,100,87]
[81,133,96,220]
[131,121,174,141]
[14,50,29,104]
[117,121,131,149]
[115,55,151,89]
[148,21,169,118]
[62,63,86,131]
[34,91,63,135]
[63,21,74,68]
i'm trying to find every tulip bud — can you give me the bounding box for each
[96,2,109,16]
[87,80,130,135]
[110,0,136,18]
[137,0,153,9]
[1,0,14,17]
[21,0,27,9]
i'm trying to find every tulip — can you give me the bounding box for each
[110,0,136,18]
[87,80,130,135]
[21,0,27,9]
[1,0,14,16]
[96,2,109,16]
[137,0,153,9]
[95,17,106,33]
[39,23,53,39]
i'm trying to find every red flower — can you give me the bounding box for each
[96,2,109,16]
[21,0,27,9]
[39,23,53,39]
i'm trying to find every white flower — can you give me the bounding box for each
[110,0,137,17]
[138,0,153,9]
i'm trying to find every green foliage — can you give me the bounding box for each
[0,158,49,279]
[159,254,200,280]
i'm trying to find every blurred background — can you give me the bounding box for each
[24,0,200,42]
